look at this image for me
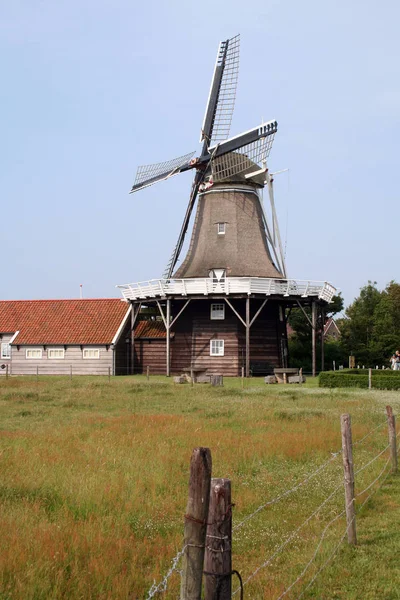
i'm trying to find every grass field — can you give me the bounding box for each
[0,375,399,599]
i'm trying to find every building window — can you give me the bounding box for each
[217,222,226,235]
[211,303,225,320]
[210,339,224,356]
[48,348,65,359]
[1,343,11,359]
[26,349,42,359]
[83,348,100,359]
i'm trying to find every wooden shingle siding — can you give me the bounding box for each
[10,346,113,375]
[134,340,166,374]
[131,299,285,376]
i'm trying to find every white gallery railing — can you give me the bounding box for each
[117,278,336,303]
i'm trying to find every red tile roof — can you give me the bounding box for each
[134,320,168,339]
[0,299,130,345]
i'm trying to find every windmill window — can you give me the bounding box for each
[1,343,11,359]
[210,339,224,356]
[210,303,225,320]
[26,348,42,359]
[48,348,65,359]
[217,223,226,235]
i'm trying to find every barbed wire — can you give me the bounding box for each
[233,453,341,533]
[146,545,186,599]
[233,418,390,535]
[145,423,396,598]
[356,456,391,498]
[354,443,390,475]
[296,457,393,599]
[353,419,388,446]
[234,438,394,598]
[276,507,347,599]
[232,478,343,595]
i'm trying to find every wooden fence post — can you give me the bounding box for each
[210,375,223,387]
[6,364,8,379]
[368,368,372,390]
[241,366,244,389]
[341,414,357,545]
[108,366,111,383]
[190,367,194,387]
[204,478,232,600]
[146,366,150,381]
[386,406,398,474]
[181,448,212,600]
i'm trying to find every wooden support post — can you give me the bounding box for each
[190,366,194,387]
[368,368,372,390]
[131,304,135,375]
[320,305,325,372]
[312,301,317,378]
[204,478,232,600]
[299,367,303,385]
[341,414,357,545]
[386,406,398,473]
[181,448,212,600]
[166,299,171,377]
[245,297,250,378]
[241,366,244,389]
[146,366,150,381]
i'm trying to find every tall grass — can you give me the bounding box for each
[0,375,398,598]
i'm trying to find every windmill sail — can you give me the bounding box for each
[200,34,240,149]
[210,123,277,182]
[130,151,195,193]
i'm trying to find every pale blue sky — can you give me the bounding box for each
[1,0,399,307]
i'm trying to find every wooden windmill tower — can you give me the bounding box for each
[118,35,336,377]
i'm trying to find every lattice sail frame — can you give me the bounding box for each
[133,151,195,191]
[211,132,276,182]
[207,34,240,147]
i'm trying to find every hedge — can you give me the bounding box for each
[319,370,400,390]
[336,369,400,377]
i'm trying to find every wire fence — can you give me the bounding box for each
[146,411,398,599]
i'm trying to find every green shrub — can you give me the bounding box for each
[319,370,400,389]
[337,369,400,376]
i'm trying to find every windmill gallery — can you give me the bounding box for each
[117,35,336,379]
[0,35,336,378]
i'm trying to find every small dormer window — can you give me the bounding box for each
[217,223,226,235]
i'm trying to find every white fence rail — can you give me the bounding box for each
[117,278,336,302]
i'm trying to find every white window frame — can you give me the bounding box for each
[217,222,226,235]
[83,348,100,359]
[210,339,224,357]
[210,303,225,320]
[48,348,65,360]
[1,343,11,359]
[26,348,43,359]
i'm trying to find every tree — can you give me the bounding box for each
[339,282,382,365]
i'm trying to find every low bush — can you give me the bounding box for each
[319,370,400,389]
[337,369,400,376]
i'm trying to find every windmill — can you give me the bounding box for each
[119,35,336,379]
[130,34,286,280]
